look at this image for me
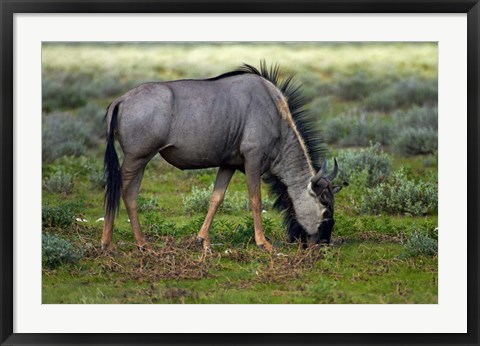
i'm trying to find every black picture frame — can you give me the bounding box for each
[1,1,479,345]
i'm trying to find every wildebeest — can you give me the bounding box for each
[102,62,342,252]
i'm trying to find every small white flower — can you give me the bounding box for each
[262,209,267,213]
[96,217,104,222]
[75,218,88,222]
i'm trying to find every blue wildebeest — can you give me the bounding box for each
[102,62,342,252]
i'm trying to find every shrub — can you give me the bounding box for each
[323,113,395,147]
[394,128,438,156]
[213,216,279,246]
[76,104,106,144]
[363,89,398,112]
[334,71,380,101]
[44,170,74,195]
[364,77,437,111]
[394,106,438,129]
[88,168,106,190]
[402,230,438,257]
[393,107,438,156]
[144,212,179,237]
[360,169,438,216]
[229,216,257,245]
[178,217,205,236]
[42,72,91,111]
[42,203,75,228]
[138,195,159,212]
[42,112,89,163]
[182,185,212,213]
[227,215,283,246]
[337,143,392,187]
[182,185,250,214]
[295,74,332,103]
[308,97,333,119]
[42,233,83,269]
[46,155,100,178]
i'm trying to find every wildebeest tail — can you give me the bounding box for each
[104,102,122,218]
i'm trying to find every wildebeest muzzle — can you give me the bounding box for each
[308,218,335,245]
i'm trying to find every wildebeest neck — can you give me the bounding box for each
[269,131,320,235]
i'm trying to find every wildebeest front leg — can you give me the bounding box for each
[197,167,235,251]
[245,162,273,252]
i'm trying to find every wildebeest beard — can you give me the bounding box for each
[317,184,335,244]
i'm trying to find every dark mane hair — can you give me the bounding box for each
[212,61,327,242]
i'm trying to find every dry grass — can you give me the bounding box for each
[70,228,328,284]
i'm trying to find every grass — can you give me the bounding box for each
[42,42,438,304]
[43,233,437,304]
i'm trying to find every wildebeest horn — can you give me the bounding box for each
[311,160,327,185]
[326,158,338,181]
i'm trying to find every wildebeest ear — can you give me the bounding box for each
[332,185,342,194]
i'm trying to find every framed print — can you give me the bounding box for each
[1,1,479,345]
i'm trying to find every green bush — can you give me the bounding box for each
[213,216,279,246]
[393,107,438,156]
[334,71,380,101]
[364,77,437,111]
[42,112,89,163]
[138,195,159,212]
[44,170,74,195]
[45,155,99,178]
[402,230,438,257]
[144,212,179,237]
[394,128,438,156]
[337,143,392,187]
[76,104,106,144]
[295,74,333,103]
[394,106,438,129]
[88,168,106,190]
[363,87,399,112]
[43,68,140,113]
[308,97,334,119]
[182,185,213,213]
[360,169,437,216]
[42,204,75,228]
[42,233,83,269]
[42,72,91,111]
[323,113,395,147]
[182,185,249,214]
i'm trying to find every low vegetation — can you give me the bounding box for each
[42,233,83,269]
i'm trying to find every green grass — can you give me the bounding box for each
[42,42,438,304]
[42,241,437,304]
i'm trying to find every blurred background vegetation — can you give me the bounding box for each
[42,42,438,304]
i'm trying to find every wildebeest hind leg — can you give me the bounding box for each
[122,155,151,250]
[197,167,235,252]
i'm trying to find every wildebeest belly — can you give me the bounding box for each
[159,143,243,170]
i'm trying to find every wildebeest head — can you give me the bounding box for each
[307,158,342,245]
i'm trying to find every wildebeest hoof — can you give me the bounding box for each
[137,243,149,252]
[257,242,273,253]
[197,236,213,250]
[203,246,214,254]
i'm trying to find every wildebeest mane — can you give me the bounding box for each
[210,61,327,242]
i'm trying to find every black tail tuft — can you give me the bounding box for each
[104,103,122,218]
